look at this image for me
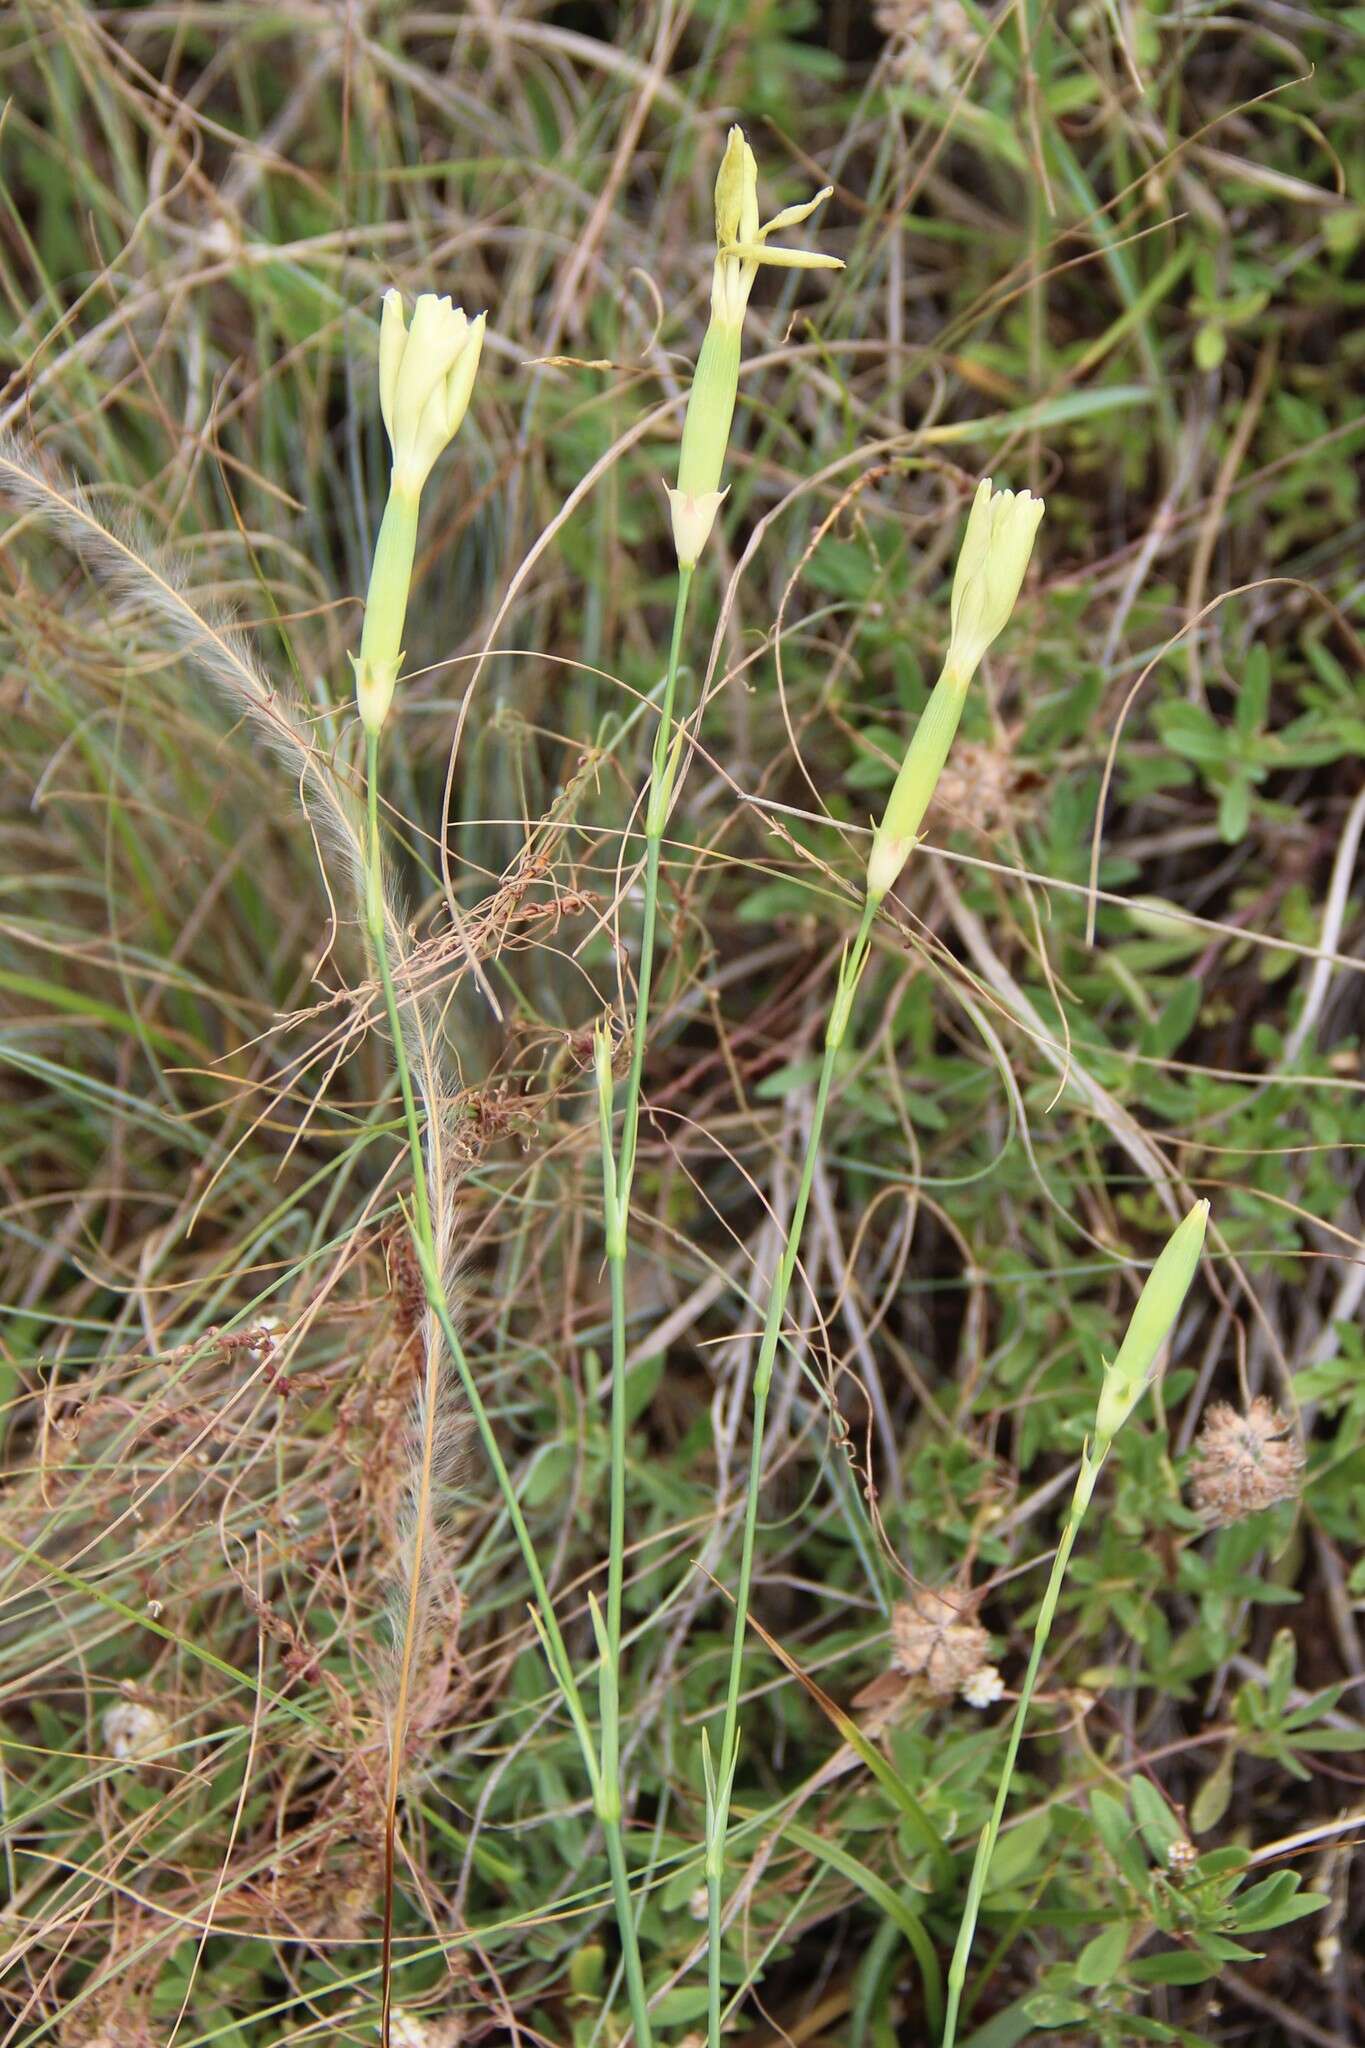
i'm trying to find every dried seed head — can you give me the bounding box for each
[1189,1398,1305,1525]
[875,0,978,89]
[891,1586,990,1699]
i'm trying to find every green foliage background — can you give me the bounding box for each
[0,1,1362,2043]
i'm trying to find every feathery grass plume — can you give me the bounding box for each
[352,292,484,733]
[942,1200,1211,2048]
[667,126,841,568]
[0,426,472,2047]
[0,433,461,1225]
[0,434,365,894]
[867,479,1043,904]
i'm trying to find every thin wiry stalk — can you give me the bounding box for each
[706,899,876,2048]
[589,565,697,2048]
[604,566,693,1728]
[368,725,443,2048]
[941,1451,1100,2047]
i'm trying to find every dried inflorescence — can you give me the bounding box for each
[1188,1398,1305,1525]
[873,0,978,91]
[891,1586,991,1699]
[931,732,1034,840]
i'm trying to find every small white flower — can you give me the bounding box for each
[946,479,1045,682]
[389,2011,462,2048]
[389,2016,432,2048]
[961,1665,1005,1709]
[378,290,485,495]
[103,1699,170,1761]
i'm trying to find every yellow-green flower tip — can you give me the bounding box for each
[707,126,840,327]
[1094,1200,1210,1445]
[592,1017,615,1103]
[947,478,1045,682]
[378,290,485,494]
[714,126,759,257]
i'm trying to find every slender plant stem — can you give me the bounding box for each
[706,898,877,2048]
[368,726,438,2048]
[581,565,694,2041]
[364,730,652,2048]
[941,1447,1104,2048]
[613,567,695,1229]
[605,567,693,1662]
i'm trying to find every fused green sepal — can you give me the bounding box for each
[668,321,741,567]
[353,481,419,733]
[594,1020,626,1262]
[1094,1199,1210,1448]
[866,660,970,902]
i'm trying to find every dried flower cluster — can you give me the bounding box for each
[891,1586,991,1698]
[931,732,1032,840]
[1188,1398,1305,1524]
[873,0,978,91]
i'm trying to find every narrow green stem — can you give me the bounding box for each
[365,728,431,1253]
[615,566,694,1207]
[706,898,877,2048]
[941,1448,1104,2048]
[603,571,693,1668]
[585,565,694,2048]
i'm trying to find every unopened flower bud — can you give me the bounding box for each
[866,478,1044,902]
[379,290,484,495]
[353,291,484,733]
[946,479,1045,683]
[1094,1200,1210,1447]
